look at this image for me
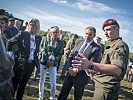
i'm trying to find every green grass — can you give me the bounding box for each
[23,57,133,100]
[22,70,133,100]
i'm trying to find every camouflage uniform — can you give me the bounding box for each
[93,38,129,100]
[60,38,77,79]
[97,43,105,63]
[0,35,14,100]
[63,39,76,64]
[57,39,66,71]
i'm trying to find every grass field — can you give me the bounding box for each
[22,69,133,100]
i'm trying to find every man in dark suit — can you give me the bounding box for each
[6,19,42,100]
[58,26,101,100]
[72,18,129,100]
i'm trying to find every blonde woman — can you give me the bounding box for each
[7,18,42,100]
[39,26,64,100]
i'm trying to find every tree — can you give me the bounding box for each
[129,52,133,60]
[103,41,109,47]
[59,30,73,42]
[40,30,47,37]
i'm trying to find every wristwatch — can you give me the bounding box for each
[88,64,96,70]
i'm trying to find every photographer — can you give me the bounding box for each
[39,26,64,100]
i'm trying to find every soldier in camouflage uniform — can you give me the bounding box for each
[96,36,105,62]
[72,19,129,100]
[0,16,14,100]
[59,34,78,80]
[57,34,66,71]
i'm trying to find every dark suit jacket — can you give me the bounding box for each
[67,39,101,85]
[5,26,19,39]
[6,31,42,68]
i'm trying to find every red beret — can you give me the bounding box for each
[102,18,119,30]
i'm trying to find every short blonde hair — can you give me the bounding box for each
[50,26,59,37]
[26,18,40,34]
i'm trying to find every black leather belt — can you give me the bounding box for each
[27,60,34,63]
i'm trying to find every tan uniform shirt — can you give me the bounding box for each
[93,38,129,88]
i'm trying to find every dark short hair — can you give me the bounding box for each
[86,26,96,33]
[8,18,15,21]
[72,34,78,38]
[0,15,8,23]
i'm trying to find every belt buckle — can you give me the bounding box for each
[28,60,33,63]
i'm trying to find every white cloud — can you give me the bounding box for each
[50,0,67,4]
[72,0,124,14]
[13,6,133,52]
[15,7,128,38]
[50,0,125,14]
[14,7,104,36]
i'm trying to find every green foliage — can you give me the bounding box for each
[129,52,133,60]
[23,70,133,100]
[60,30,72,37]
[40,30,47,37]
[104,40,109,47]
[59,30,74,42]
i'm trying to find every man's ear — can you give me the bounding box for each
[93,32,96,38]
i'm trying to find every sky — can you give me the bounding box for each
[1,0,133,52]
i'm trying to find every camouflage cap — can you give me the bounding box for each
[102,18,119,30]
[96,36,101,40]
[8,18,15,21]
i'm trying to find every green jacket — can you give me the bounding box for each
[39,37,64,67]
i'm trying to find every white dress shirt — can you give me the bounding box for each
[28,34,36,60]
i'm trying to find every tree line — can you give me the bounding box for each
[40,29,133,60]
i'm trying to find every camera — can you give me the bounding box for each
[48,55,55,61]
[18,58,26,67]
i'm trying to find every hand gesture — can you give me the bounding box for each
[72,54,91,70]
[46,60,53,67]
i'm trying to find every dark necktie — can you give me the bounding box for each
[79,43,87,54]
